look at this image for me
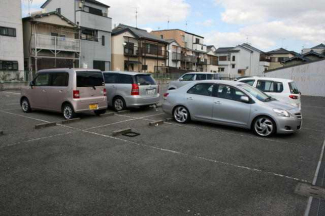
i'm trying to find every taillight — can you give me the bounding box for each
[103,88,107,96]
[163,93,169,97]
[289,95,298,99]
[73,90,80,99]
[131,84,139,95]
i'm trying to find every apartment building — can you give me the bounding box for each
[23,11,80,71]
[215,43,263,77]
[0,0,24,72]
[41,0,112,71]
[111,24,168,73]
[166,39,182,70]
[206,45,218,73]
[266,48,297,70]
[151,29,208,72]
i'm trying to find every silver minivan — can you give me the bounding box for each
[20,68,107,119]
[103,71,160,111]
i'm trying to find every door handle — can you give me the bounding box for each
[187,97,193,100]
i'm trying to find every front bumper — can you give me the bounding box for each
[276,115,302,134]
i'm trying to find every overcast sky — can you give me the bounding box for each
[22,0,325,52]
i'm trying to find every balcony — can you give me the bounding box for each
[197,58,208,65]
[31,34,80,52]
[141,48,167,58]
[76,11,112,32]
[193,44,207,52]
[181,55,196,63]
[124,48,139,57]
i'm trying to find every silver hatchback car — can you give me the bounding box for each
[21,69,107,119]
[163,80,302,137]
[103,71,160,111]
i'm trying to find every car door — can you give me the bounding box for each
[30,73,50,109]
[47,72,69,112]
[177,74,196,88]
[212,84,251,127]
[185,83,214,120]
[103,73,118,105]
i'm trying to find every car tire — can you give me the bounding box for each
[62,103,76,120]
[253,116,276,137]
[94,109,106,116]
[21,98,31,113]
[173,106,190,123]
[113,97,126,112]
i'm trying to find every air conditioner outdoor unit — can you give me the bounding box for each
[79,2,83,8]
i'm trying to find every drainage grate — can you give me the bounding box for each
[122,131,140,137]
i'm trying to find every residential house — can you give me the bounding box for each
[282,51,324,67]
[151,29,208,72]
[206,45,218,73]
[111,24,168,73]
[266,48,297,70]
[166,39,182,70]
[23,11,80,71]
[41,0,112,71]
[0,0,24,74]
[215,43,263,77]
[302,43,325,55]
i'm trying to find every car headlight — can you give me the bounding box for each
[273,109,290,117]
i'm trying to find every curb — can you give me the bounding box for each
[61,118,81,125]
[149,120,164,126]
[35,122,57,129]
[112,128,132,137]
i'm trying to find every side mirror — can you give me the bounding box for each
[240,96,250,103]
[179,78,184,81]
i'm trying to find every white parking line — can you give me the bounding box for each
[0,110,50,123]
[2,92,21,95]
[84,130,311,184]
[304,138,325,216]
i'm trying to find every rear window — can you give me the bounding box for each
[135,75,156,86]
[256,80,283,93]
[77,71,104,87]
[289,82,300,94]
[207,74,213,80]
[240,79,255,86]
[196,74,207,80]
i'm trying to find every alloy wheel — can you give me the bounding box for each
[174,106,189,123]
[254,117,274,137]
[63,106,73,120]
[114,99,124,111]
[22,100,29,112]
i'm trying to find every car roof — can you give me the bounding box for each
[239,76,293,82]
[38,68,101,73]
[103,71,152,76]
[185,72,217,75]
[194,80,241,86]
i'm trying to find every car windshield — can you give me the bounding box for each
[289,82,300,94]
[239,84,270,102]
[136,75,156,86]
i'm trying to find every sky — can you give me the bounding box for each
[21,0,325,52]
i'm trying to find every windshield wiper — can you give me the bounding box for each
[264,96,272,102]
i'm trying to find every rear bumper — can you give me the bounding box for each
[276,116,302,134]
[162,100,173,115]
[72,97,107,112]
[125,94,160,107]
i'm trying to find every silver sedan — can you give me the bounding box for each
[162,80,302,137]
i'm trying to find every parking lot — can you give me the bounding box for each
[0,90,325,215]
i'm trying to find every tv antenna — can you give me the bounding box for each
[135,7,138,28]
[28,0,33,16]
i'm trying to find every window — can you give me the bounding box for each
[218,67,225,72]
[93,61,106,71]
[219,56,228,61]
[87,6,103,16]
[81,29,98,41]
[34,73,50,86]
[102,35,105,46]
[50,73,69,86]
[160,35,163,39]
[232,56,236,61]
[124,42,134,55]
[256,80,284,93]
[0,26,16,37]
[207,74,213,80]
[104,73,119,84]
[0,61,18,71]
[181,74,195,81]
[289,82,300,94]
[240,80,255,86]
[196,74,207,80]
[135,75,156,86]
[118,74,134,84]
[232,64,235,69]
[77,71,104,87]
[195,38,200,44]
[216,85,245,102]
[187,83,214,96]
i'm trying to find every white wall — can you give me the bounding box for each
[0,0,24,71]
[265,60,325,97]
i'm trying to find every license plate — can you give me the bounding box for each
[147,89,155,95]
[89,104,98,110]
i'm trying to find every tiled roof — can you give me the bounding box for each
[267,48,297,55]
[112,24,168,43]
[311,43,325,49]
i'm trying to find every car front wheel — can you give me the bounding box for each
[173,106,190,123]
[21,98,31,113]
[253,116,276,137]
